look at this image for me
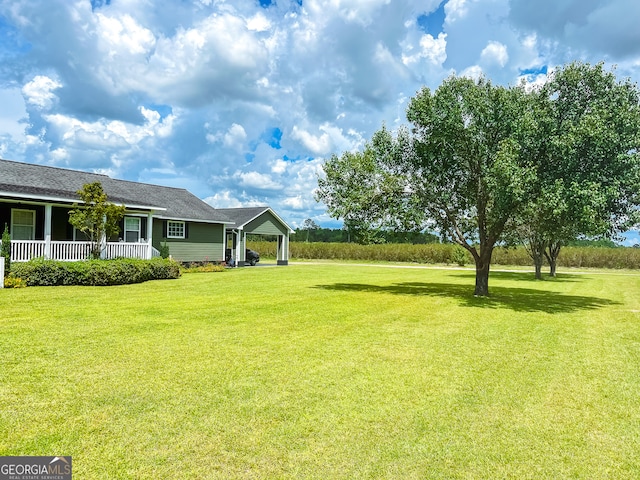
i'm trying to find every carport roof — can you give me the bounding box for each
[216,207,293,232]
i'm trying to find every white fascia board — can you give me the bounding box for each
[0,190,166,211]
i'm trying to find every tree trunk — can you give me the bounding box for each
[524,234,546,280]
[473,248,493,296]
[474,262,490,296]
[534,256,543,280]
[549,260,557,277]
[544,241,562,277]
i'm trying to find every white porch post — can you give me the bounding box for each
[99,214,107,259]
[277,233,289,265]
[44,204,52,260]
[236,229,244,266]
[146,212,153,259]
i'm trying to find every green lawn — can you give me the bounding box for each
[1,264,640,478]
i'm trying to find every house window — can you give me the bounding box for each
[167,221,185,239]
[11,209,36,240]
[124,217,141,242]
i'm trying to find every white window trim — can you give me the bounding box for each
[167,220,185,239]
[11,208,36,240]
[124,217,141,242]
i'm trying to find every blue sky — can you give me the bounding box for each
[0,0,639,244]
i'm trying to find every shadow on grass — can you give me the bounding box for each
[450,271,585,283]
[314,281,618,314]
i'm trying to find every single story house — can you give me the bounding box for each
[0,158,292,265]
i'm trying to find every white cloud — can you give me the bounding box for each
[445,0,472,23]
[402,33,447,65]
[236,171,283,191]
[96,13,155,56]
[42,109,174,150]
[309,0,393,26]
[291,123,361,156]
[271,158,288,174]
[480,41,509,67]
[246,12,271,32]
[204,191,244,208]
[291,125,333,156]
[460,65,484,81]
[282,195,307,210]
[22,76,62,109]
[223,123,248,149]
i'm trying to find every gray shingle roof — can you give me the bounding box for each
[215,207,293,232]
[215,207,270,228]
[0,158,231,224]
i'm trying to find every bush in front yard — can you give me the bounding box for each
[11,258,181,287]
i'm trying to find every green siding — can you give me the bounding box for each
[245,211,287,236]
[153,220,225,262]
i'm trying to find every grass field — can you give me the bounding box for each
[1,264,640,478]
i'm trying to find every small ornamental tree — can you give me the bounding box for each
[68,182,126,259]
[1,223,10,276]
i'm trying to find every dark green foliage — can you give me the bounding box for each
[451,245,469,266]
[318,77,534,295]
[317,63,640,294]
[11,258,181,287]
[516,62,640,277]
[68,182,126,259]
[1,223,10,276]
[159,240,170,259]
[290,227,439,244]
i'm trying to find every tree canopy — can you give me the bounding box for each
[68,182,126,260]
[316,63,640,296]
[518,62,640,277]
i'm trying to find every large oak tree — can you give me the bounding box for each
[318,76,537,296]
[317,64,640,295]
[520,62,640,277]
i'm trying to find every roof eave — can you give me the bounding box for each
[0,190,167,212]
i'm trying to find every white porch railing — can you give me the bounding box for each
[4,240,158,262]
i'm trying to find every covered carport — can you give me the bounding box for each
[217,207,293,266]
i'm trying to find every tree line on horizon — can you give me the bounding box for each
[286,222,623,248]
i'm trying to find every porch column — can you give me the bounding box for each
[236,229,244,267]
[277,233,289,266]
[100,214,107,259]
[44,204,52,260]
[146,212,153,259]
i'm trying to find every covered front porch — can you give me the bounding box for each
[1,201,161,262]
[8,239,160,262]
